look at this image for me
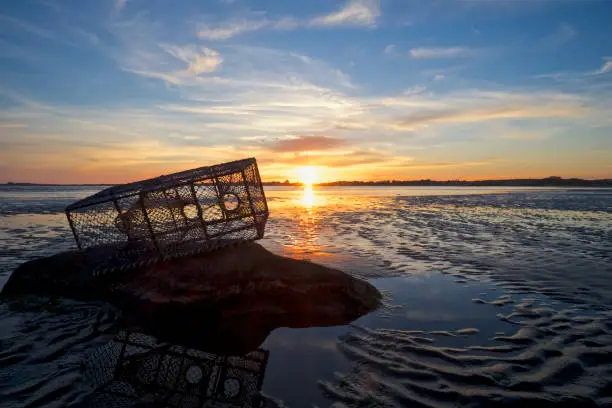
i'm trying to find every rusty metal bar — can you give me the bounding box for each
[139,193,162,258]
[65,210,82,250]
[253,159,268,214]
[189,183,210,240]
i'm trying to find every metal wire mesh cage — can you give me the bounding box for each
[65,158,268,273]
[82,330,269,408]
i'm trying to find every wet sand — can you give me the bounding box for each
[1,186,611,407]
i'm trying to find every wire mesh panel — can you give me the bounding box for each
[82,331,269,408]
[65,158,268,274]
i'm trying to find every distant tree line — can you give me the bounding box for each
[263,177,612,187]
[6,176,612,187]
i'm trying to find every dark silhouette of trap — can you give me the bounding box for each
[82,330,269,408]
[65,158,268,274]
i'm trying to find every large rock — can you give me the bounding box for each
[2,243,381,354]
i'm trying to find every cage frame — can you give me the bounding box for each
[65,158,268,271]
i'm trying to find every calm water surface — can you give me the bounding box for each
[1,185,611,407]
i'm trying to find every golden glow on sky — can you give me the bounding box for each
[297,166,320,186]
[1,1,612,184]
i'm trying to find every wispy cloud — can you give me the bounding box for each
[403,85,427,95]
[390,105,581,131]
[159,44,223,76]
[383,44,396,55]
[197,0,380,40]
[0,123,27,129]
[400,160,493,169]
[409,46,475,59]
[596,57,612,75]
[541,22,577,47]
[353,90,588,134]
[268,136,346,153]
[111,14,223,84]
[109,16,360,135]
[197,14,271,40]
[72,28,101,46]
[310,0,381,28]
[501,131,550,141]
[535,57,612,80]
[0,12,104,50]
[385,44,479,61]
[0,14,57,41]
[270,149,392,168]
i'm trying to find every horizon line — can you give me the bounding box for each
[3,176,611,187]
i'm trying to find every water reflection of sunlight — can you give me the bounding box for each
[302,185,315,208]
[278,185,322,258]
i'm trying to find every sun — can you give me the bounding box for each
[298,166,319,186]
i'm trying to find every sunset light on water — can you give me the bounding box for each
[301,185,315,209]
[297,166,320,209]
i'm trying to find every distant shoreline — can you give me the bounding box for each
[3,177,612,188]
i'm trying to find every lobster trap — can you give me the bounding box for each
[82,330,269,408]
[65,158,268,273]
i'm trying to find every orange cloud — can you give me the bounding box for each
[268,136,346,152]
[0,123,26,128]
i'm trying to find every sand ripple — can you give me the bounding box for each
[2,188,611,407]
[321,300,612,407]
[0,299,118,408]
[268,191,612,308]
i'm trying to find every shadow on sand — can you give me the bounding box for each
[2,242,382,407]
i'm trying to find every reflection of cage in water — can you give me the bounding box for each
[82,331,269,408]
[65,158,268,273]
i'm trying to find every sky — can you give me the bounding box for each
[0,0,611,184]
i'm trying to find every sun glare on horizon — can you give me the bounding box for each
[298,166,319,186]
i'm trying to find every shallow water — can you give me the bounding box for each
[1,185,611,407]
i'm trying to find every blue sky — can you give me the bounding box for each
[0,0,611,183]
